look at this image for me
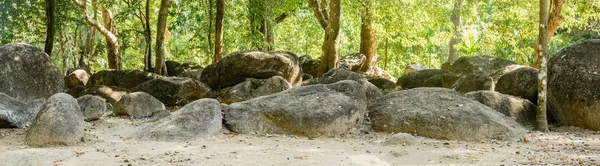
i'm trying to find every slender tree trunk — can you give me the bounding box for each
[533,0,564,68]
[448,0,463,63]
[309,0,342,76]
[214,0,224,63]
[102,7,122,70]
[144,0,153,71]
[44,0,55,56]
[358,0,377,73]
[208,0,214,56]
[155,0,170,75]
[536,0,550,132]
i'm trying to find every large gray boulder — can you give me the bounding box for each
[219,76,292,104]
[0,43,65,102]
[224,80,367,137]
[131,99,222,141]
[496,67,539,103]
[131,77,214,106]
[548,39,600,130]
[87,70,162,89]
[397,69,445,89]
[369,88,527,142]
[464,91,537,126]
[25,93,85,147]
[442,56,516,93]
[77,95,107,121]
[201,51,302,89]
[0,93,44,128]
[179,69,204,81]
[306,69,382,103]
[115,92,166,117]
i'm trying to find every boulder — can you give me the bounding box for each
[201,51,302,89]
[76,95,107,121]
[224,80,367,137]
[0,93,44,128]
[464,91,537,126]
[453,72,494,94]
[441,55,516,90]
[131,77,214,106]
[367,77,397,91]
[219,76,292,104]
[165,60,183,76]
[179,68,204,81]
[300,56,320,78]
[305,69,382,103]
[397,69,445,89]
[490,65,527,85]
[0,93,27,128]
[496,67,539,103]
[64,69,90,88]
[339,53,366,72]
[369,88,527,141]
[0,43,65,102]
[87,70,162,89]
[25,93,85,147]
[548,39,600,130]
[403,64,425,75]
[130,99,222,141]
[115,92,166,117]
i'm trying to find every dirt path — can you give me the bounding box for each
[1,117,599,166]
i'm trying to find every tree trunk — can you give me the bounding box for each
[358,0,377,73]
[448,0,463,63]
[316,0,342,76]
[533,0,564,69]
[536,0,550,132]
[144,0,153,71]
[214,0,224,63]
[102,7,122,70]
[44,0,55,56]
[71,0,121,70]
[208,0,214,56]
[155,0,170,75]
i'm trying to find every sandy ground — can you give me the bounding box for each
[1,117,600,166]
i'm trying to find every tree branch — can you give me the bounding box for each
[71,0,118,45]
[308,0,328,29]
[275,13,288,24]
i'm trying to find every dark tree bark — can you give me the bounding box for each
[358,0,377,73]
[448,0,463,63]
[208,0,214,56]
[144,0,153,71]
[536,0,550,132]
[214,0,224,63]
[533,0,564,69]
[308,0,342,76]
[155,0,170,75]
[44,0,55,56]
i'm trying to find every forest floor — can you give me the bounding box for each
[1,117,599,166]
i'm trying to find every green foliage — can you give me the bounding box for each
[0,0,598,78]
